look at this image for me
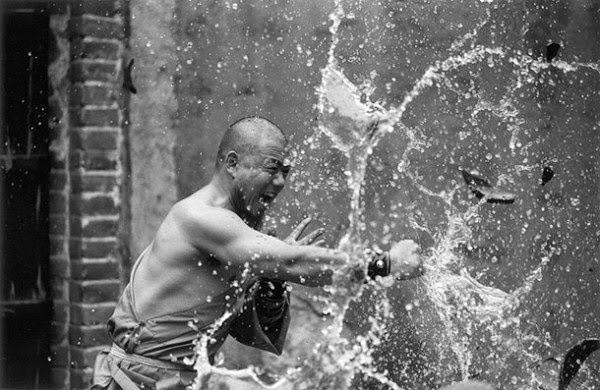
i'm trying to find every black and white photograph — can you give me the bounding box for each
[0,1,599,389]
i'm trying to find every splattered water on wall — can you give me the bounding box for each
[129,0,600,389]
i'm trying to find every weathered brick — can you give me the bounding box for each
[69,216,82,237]
[51,320,70,344]
[69,16,123,39]
[71,302,116,325]
[51,367,70,389]
[50,235,68,257]
[71,128,120,151]
[70,149,119,171]
[71,346,107,369]
[50,125,66,145]
[51,276,69,302]
[84,218,119,238]
[52,300,70,323]
[71,0,120,17]
[71,83,118,105]
[70,367,94,390]
[50,255,70,278]
[49,214,67,235]
[72,172,119,192]
[70,237,117,259]
[70,107,120,127]
[51,152,67,169]
[71,259,119,280]
[50,170,68,190]
[70,280,121,303]
[70,60,119,83]
[49,94,64,126]
[71,38,121,60]
[50,342,70,367]
[71,193,119,217]
[70,216,119,238]
[69,324,111,348]
[49,190,68,214]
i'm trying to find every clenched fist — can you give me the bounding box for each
[389,239,424,280]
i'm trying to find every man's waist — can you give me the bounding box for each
[109,343,196,372]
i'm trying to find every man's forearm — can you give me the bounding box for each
[281,245,348,286]
[281,246,393,286]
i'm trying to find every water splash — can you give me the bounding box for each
[307,1,600,389]
[189,1,600,388]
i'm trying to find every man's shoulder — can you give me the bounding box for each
[170,198,240,230]
[166,199,247,250]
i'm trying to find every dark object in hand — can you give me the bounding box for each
[461,169,516,204]
[541,166,554,186]
[123,58,137,94]
[256,279,287,300]
[254,278,287,322]
[559,338,600,390]
[546,43,561,63]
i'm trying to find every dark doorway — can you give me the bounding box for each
[0,3,51,388]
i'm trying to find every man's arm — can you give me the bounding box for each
[175,205,347,287]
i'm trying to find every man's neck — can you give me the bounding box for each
[208,174,263,230]
[205,175,232,209]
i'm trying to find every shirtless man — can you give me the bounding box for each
[92,116,423,390]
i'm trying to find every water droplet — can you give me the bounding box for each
[206,295,212,303]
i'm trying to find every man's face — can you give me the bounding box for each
[233,137,291,221]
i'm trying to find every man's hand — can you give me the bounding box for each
[389,239,424,280]
[284,217,325,247]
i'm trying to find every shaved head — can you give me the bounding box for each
[216,116,287,168]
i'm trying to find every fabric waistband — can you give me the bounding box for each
[109,343,195,372]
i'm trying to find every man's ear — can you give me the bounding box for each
[225,151,238,176]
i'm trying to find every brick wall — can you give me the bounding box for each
[48,1,129,389]
[49,9,73,388]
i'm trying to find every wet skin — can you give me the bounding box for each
[132,132,345,319]
[131,123,423,320]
